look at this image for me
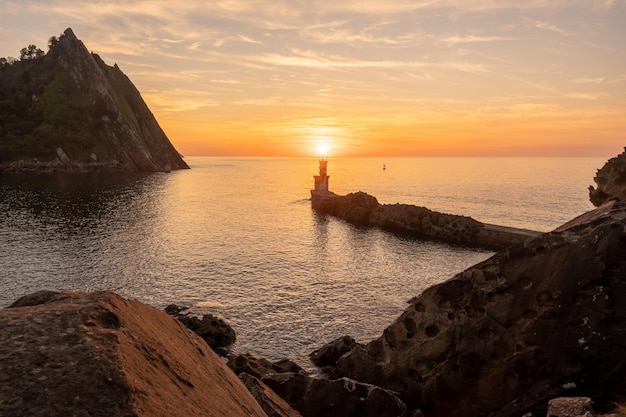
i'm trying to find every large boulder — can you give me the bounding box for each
[165,304,236,350]
[240,373,303,417]
[319,200,626,417]
[310,335,359,368]
[317,191,381,224]
[589,148,626,206]
[228,353,304,379]
[0,290,267,417]
[260,372,420,417]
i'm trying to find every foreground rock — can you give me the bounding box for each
[228,353,304,378]
[312,191,539,249]
[228,352,418,417]
[318,200,626,417]
[260,372,420,417]
[589,148,626,206]
[0,290,266,417]
[547,397,594,417]
[310,335,358,368]
[240,373,304,417]
[165,304,236,351]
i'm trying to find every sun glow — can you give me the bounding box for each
[305,125,346,157]
[316,141,330,157]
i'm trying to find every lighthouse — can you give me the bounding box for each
[313,158,329,192]
[310,158,337,208]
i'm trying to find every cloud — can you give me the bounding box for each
[572,77,605,84]
[608,74,626,84]
[566,93,604,100]
[525,18,569,35]
[440,35,517,44]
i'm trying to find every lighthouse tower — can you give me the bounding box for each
[313,158,329,192]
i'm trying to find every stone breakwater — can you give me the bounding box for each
[311,190,539,250]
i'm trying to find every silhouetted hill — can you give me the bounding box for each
[0,28,189,172]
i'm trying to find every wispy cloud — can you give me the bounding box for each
[566,93,605,100]
[525,18,569,35]
[572,77,605,84]
[608,74,626,84]
[441,35,517,44]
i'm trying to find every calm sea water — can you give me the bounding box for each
[0,156,604,368]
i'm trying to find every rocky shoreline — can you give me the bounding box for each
[0,146,184,174]
[2,149,626,417]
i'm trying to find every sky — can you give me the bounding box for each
[0,1,625,157]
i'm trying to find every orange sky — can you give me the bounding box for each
[1,1,625,157]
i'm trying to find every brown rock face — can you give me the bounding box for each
[240,373,304,417]
[320,200,626,417]
[0,290,267,417]
[228,353,304,379]
[165,304,236,350]
[589,148,626,206]
[260,372,419,417]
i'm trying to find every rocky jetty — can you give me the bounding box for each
[312,191,539,249]
[314,196,626,416]
[0,290,266,417]
[589,147,626,206]
[0,28,189,173]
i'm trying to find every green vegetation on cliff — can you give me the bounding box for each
[1,38,90,161]
[0,28,188,172]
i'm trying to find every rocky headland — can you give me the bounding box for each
[311,190,539,250]
[0,29,188,173]
[589,147,626,207]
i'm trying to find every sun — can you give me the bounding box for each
[316,142,330,157]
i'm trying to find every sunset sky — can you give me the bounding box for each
[1,1,624,157]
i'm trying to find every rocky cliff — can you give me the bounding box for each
[589,147,626,206]
[315,197,626,416]
[0,28,189,172]
[0,290,266,417]
[312,191,539,249]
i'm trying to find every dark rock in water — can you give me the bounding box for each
[260,371,421,417]
[310,335,359,367]
[0,28,189,173]
[228,353,304,379]
[317,199,626,417]
[0,290,266,417]
[240,372,304,417]
[589,148,626,206]
[165,303,236,350]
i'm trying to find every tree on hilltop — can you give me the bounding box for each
[48,36,59,51]
[19,44,44,60]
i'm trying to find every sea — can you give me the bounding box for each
[0,156,606,369]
